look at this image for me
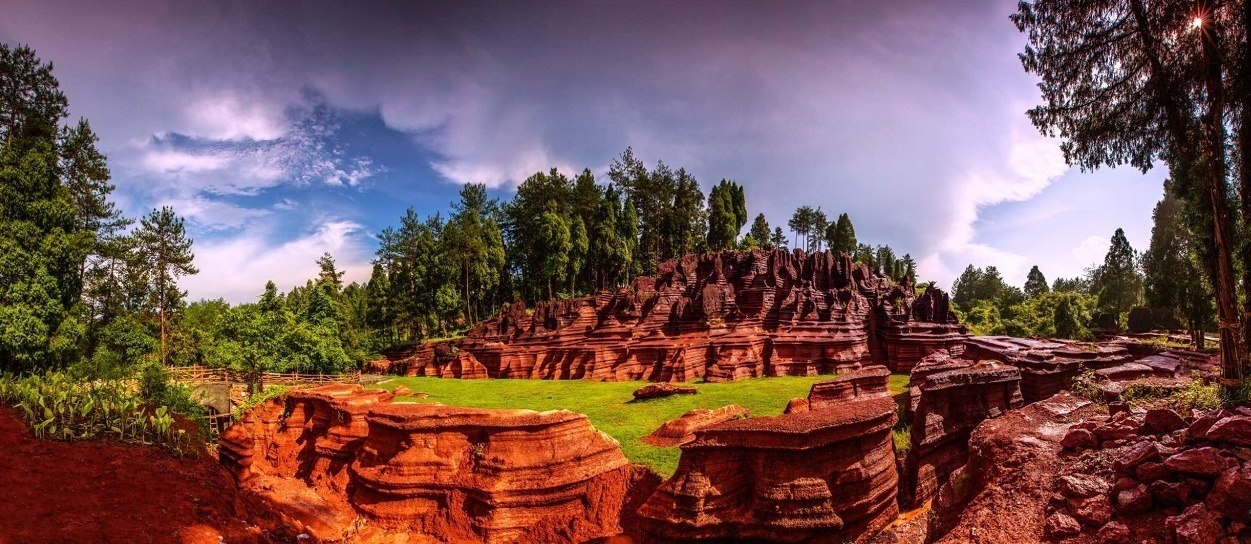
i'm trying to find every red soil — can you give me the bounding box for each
[0,406,273,544]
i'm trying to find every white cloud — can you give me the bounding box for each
[181,219,373,303]
[1072,235,1107,268]
[183,93,288,141]
[142,149,230,173]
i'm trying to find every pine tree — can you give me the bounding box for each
[1096,228,1142,327]
[133,206,198,364]
[317,252,344,291]
[826,213,857,255]
[748,213,771,248]
[770,227,788,249]
[1024,266,1049,298]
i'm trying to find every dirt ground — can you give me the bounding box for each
[0,406,276,544]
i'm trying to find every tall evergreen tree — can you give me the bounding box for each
[1024,266,1049,298]
[133,206,198,364]
[748,213,771,248]
[1095,228,1142,326]
[826,213,857,255]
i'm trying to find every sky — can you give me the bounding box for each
[0,0,1168,303]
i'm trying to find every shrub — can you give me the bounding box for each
[892,426,912,457]
[232,385,288,420]
[138,363,208,436]
[1127,307,1153,334]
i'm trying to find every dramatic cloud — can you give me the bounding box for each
[0,0,1166,301]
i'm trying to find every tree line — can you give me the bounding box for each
[951,194,1215,345]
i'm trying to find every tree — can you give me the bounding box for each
[770,227,788,249]
[133,206,198,364]
[748,213,771,248]
[1014,0,1243,384]
[706,180,745,250]
[568,216,588,294]
[1095,228,1143,327]
[316,252,343,290]
[826,213,857,255]
[1024,266,1049,298]
[537,210,571,299]
[445,183,504,323]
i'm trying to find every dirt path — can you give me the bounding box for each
[0,406,273,544]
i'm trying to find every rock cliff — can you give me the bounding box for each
[388,248,965,382]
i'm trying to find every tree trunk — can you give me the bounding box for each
[1199,10,1242,387]
[1239,0,1251,381]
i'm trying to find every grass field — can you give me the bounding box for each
[374,373,909,476]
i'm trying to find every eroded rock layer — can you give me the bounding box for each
[636,367,900,543]
[901,357,1023,509]
[220,385,636,544]
[389,248,965,382]
[963,336,1133,402]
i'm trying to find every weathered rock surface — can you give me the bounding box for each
[632,382,697,400]
[963,337,1134,402]
[636,367,900,543]
[383,248,964,382]
[901,358,1024,508]
[220,384,638,544]
[641,405,749,447]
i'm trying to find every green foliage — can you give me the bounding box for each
[1095,229,1142,327]
[232,385,287,420]
[748,213,771,249]
[707,180,746,250]
[825,213,857,255]
[892,426,912,457]
[1024,266,1049,298]
[0,371,196,454]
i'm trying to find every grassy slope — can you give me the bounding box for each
[376,374,910,477]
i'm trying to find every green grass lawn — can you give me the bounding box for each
[373,373,910,477]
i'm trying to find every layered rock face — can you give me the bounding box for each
[900,355,1023,509]
[389,248,965,382]
[874,285,968,374]
[636,367,900,543]
[963,336,1134,402]
[220,385,637,544]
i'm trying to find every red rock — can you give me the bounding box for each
[1062,428,1098,450]
[1137,461,1171,483]
[641,405,748,447]
[876,286,968,374]
[221,385,635,544]
[1096,520,1132,544]
[1095,418,1141,442]
[1114,441,1162,473]
[1144,408,1188,434]
[1117,483,1152,514]
[1046,511,1082,537]
[1152,479,1193,505]
[1114,476,1137,491]
[637,368,899,543]
[900,359,1022,508]
[1059,473,1112,498]
[1165,447,1230,478]
[807,365,891,410]
[1167,503,1225,544]
[1189,410,1233,442]
[1207,416,1251,446]
[632,382,697,400]
[782,397,808,414]
[390,385,413,397]
[1069,493,1114,526]
[964,337,1134,402]
[1207,465,1251,523]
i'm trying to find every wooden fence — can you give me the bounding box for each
[168,365,361,386]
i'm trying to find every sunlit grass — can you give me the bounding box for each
[374,373,910,476]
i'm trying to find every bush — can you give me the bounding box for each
[0,372,197,455]
[233,385,288,420]
[138,363,207,435]
[1127,307,1153,334]
[892,426,912,457]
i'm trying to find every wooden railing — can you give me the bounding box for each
[168,365,361,385]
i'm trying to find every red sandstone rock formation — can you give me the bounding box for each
[641,405,749,447]
[963,336,1135,402]
[388,248,965,382]
[636,367,900,543]
[900,357,1023,509]
[220,384,639,544]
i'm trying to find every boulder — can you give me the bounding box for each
[1116,483,1152,514]
[1046,511,1082,537]
[1114,441,1162,473]
[1207,465,1251,523]
[1164,447,1230,478]
[1206,416,1251,446]
[1058,473,1111,498]
[632,382,697,400]
[1151,479,1193,506]
[1166,503,1225,544]
[1068,493,1114,526]
[1061,428,1098,450]
[390,385,413,397]
[1096,520,1131,544]
[1144,408,1188,434]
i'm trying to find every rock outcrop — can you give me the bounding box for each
[641,405,749,447]
[900,357,1023,508]
[220,384,639,544]
[963,336,1134,402]
[383,248,965,382]
[636,367,900,543]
